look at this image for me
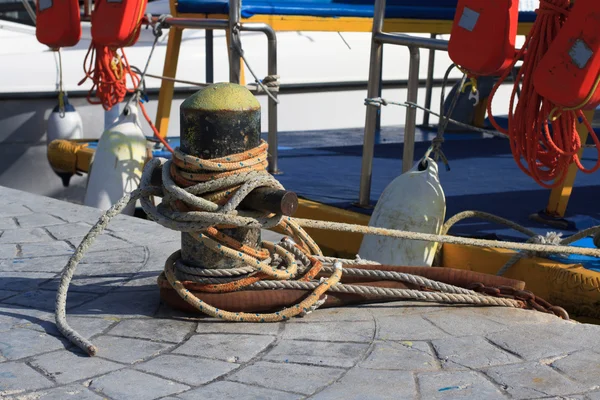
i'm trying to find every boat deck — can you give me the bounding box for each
[1,185,599,399]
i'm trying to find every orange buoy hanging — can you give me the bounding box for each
[533,0,600,112]
[91,0,147,48]
[35,0,82,49]
[487,0,600,189]
[79,0,148,111]
[448,0,519,77]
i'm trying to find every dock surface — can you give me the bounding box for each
[0,186,599,400]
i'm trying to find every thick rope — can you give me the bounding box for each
[55,141,597,356]
[436,210,600,275]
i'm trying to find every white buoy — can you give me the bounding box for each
[84,104,148,216]
[358,157,446,267]
[46,95,84,187]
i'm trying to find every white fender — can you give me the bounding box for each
[84,105,148,216]
[46,97,84,187]
[358,157,446,266]
[47,98,84,142]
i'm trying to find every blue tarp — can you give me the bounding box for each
[176,0,537,22]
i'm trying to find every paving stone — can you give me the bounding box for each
[3,289,97,312]
[173,334,275,363]
[281,321,375,343]
[44,222,95,240]
[228,361,344,395]
[30,350,123,384]
[432,336,522,370]
[89,369,189,400]
[551,350,600,387]
[0,361,54,396]
[40,274,136,294]
[0,242,74,260]
[0,290,18,301]
[484,361,589,399]
[418,370,507,399]
[78,248,146,264]
[68,288,160,319]
[68,235,136,254]
[0,255,71,273]
[15,213,66,228]
[0,328,70,360]
[0,203,33,218]
[108,318,195,343]
[42,316,116,339]
[0,228,53,244]
[0,217,18,230]
[358,340,439,371]
[120,271,164,289]
[377,314,450,341]
[0,305,55,333]
[486,324,586,361]
[481,307,571,326]
[69,262,146,277]
[196,321,281,335]
[313,368,416,400]
[288,306,374,322]
[424,308,509,337]
[177,381,301,400]
[135,354,237,386]
[16,383,106,400]
[264,339,369,368]
[90,336,173,364]
[0,272,56,291]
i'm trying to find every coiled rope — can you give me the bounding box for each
[487,0,600,188]
[55,141,600,356]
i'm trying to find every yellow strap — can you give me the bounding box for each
[549,71,600,121]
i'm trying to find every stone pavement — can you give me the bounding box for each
[0,185,599,400]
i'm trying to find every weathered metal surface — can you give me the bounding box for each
[239,188,298,216]
[179,83,261,270]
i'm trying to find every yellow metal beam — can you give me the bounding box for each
[155,27,183,138]
[545,109,595,217]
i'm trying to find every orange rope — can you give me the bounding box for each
[78,42,175,155]
[79,44,139,112]
[170,141,324,293]
[487,0,600,189]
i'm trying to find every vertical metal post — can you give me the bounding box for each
[422,33,437,127]
[402,46,420,173]
[266,29,279,174]
[374,47,383,144]
[358,0,386,207]
[229,0,242,84]
[20,0,36,24]
[206,30,214,83]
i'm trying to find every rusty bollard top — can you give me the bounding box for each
[180,83,261,159]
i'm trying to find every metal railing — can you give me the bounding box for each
[163,8,280,173]
[358,0,449,207]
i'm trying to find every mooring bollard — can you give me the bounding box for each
[179,82,297,270]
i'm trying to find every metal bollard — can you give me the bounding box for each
[178,82,297,270]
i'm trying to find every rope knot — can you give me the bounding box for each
[526,232,567,258]
[536,0,570,17]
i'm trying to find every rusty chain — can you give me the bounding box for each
[466,282,570,320]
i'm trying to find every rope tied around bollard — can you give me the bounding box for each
[55,139,599,356]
